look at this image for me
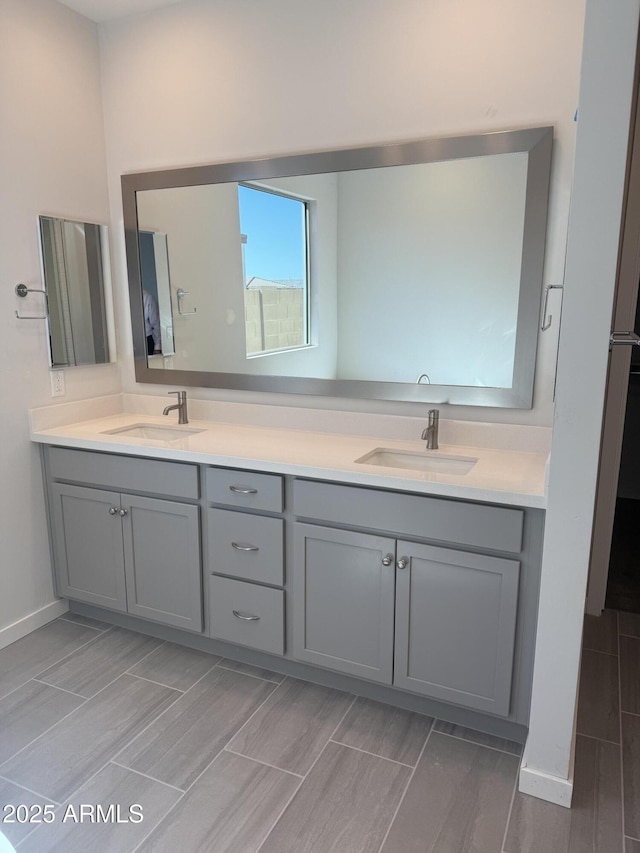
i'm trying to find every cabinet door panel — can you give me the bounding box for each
[293,524,395,684]
[50,483,127,611]
[394,541,519,716]
[122,494,202,632]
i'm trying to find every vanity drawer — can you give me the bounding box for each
[206,467,283,512]
[47,446,199,499]
[209,576,284,655]
[208,509,284,586]
[293,479,524,553]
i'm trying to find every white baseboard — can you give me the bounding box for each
[0,600,69,651]
[518,764,574,808]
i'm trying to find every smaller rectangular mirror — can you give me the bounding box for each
[39,215,112,367]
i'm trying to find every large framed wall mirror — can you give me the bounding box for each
[39,215,113,367]
[122,126,553,407]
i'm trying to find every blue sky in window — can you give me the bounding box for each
[238,185,306,283]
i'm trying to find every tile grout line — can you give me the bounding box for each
[433,728,524,757]
[255,692,359,853]
[127,678,298,853]
[372,716,436,853]
[31,625,116,683]
[57,615,109,633]
[215,660,284,684]
[618,611,628,850]
[109,655,264,770]
[0,693,92,775]
[222,747,305,778]
[109,759,186,793]
[61,756,188,853]
[23,632,166,706]
[151,674,289,799]
[327,738,416,769]
[124,672,186,694]
[582,646,618,657]
[0,624,115,704]
[576,731,622,747]
[500,763,520,853]
[30,677,90,699]
[0,773,61,807]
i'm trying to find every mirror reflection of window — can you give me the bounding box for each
[238,184,309,358]
[39,216,111,367]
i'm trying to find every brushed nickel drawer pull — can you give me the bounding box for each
[233,610,260,622]
[229,485,258,495]
[231,542,260,552]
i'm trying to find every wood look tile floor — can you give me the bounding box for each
[0,609,636,852]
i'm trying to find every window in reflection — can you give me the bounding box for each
[238,184,309,357]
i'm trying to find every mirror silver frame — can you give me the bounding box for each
[122,126,552,407]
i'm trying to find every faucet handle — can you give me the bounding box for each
[168,390,186,401]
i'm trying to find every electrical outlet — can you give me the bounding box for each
[50,370,65,397]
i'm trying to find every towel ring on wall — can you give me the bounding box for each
[15,283,49,320]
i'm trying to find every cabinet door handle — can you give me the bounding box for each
[229,485,258,495]
[231,542,260,552]
[108,507,118,516]
[232,610,260,622]
[118,508,128,517]
[397,557,409,570]
[381,554,394,566]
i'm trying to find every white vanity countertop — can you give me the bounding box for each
[30,403,549,508]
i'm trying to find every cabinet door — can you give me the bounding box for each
[292,523,395,684]
[122,494,202,632]
[394,541,520,716]
[50,483,127,611]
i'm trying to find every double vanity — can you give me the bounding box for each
[32,397,548,742]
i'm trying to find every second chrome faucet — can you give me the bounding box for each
[163,390,188,424]
[421,409,439,450]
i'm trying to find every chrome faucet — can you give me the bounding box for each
[421,408,439,450]
[163,390,188,424]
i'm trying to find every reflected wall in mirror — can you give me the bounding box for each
[39,215,111,367]
[123,127,553,407]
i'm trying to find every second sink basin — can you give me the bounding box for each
[102,423,205,441]
[355,447,478,475]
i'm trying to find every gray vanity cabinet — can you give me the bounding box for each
[292,524,396,683]
[50,483,202,632]
[292,525,519,713]
[394,542,520,716]
[292,478,530,718]
[45,447,203,632]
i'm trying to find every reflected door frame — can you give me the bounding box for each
[587,61,640,615]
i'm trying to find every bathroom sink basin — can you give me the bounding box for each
[355,447,478,475]
[102,423,205,441]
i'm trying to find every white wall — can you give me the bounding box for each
[0,0,118,642]
[99,0,585,425]
[521,0,640,805]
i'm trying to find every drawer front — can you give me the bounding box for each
[208,509,284,586]
[47,446,199,500]
[206,467,283,512]
[293,479,524,553]
[209,576,284,655]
